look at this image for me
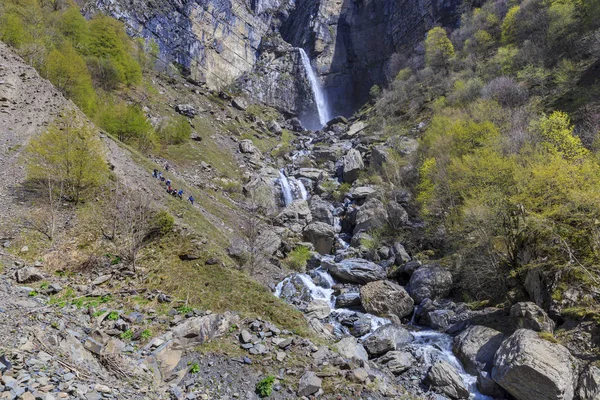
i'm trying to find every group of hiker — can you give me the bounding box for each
[153,164,195,205]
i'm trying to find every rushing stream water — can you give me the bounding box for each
[273,264,492,399]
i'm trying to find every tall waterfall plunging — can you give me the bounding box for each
[298,48,331,128]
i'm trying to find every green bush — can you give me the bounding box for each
[96,99,156,151]
[256,375,275,398]
[157,115,192,145]
[151,210,175,236]
[284,246,311,272]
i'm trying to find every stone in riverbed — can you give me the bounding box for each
[362,324,413,357]
[303,222,335,255]
[360,280,414,319]
[376,350,415,375]
[452,325,504,375]
[492,329,577,400]
[425,360,470,399]
[407,264,453,304]
[324,258,386,284]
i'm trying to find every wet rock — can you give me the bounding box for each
[492,329,576,400]
[510,302,555,333]
[298,371,321,397]
[362,324,413,357]
[425,360,470,399]
[15,267,43,284]
[407,264,453,304]
[335,292,361,308]
[360,280,414,319]
[334,336,368,363]
[426,309,455,331]
[453,325,504,375]
[325,258,386,284]
[342,148,364,183]
[303,222,335,255]
[377,350,416,375]
[353,198,388,235]
[175,104,197,118]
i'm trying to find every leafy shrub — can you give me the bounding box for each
[157,115,192,145]
[256,375,275,398]
[151,210,175,236]
[189,362,200,374]
[284,246,311,272]
[96,99,156,151]
[120,329,133,340]
[481,76,527,108]
[107,311,119,320]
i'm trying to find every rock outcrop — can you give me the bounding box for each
[407,264,453,304]
[452,325,504,375]
[324,258,386,284]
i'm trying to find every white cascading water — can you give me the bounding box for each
[298,180,308,200]
[299,48,330,127]
[278,169,294,206]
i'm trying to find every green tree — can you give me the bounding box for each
[96,100,155,151]
[501,6,520,44]
[0,13,29,47]
[44,43,97,115]
[534,111,588,159]
[57,6,89,49]
[27,111,108,203]
[425,27,454,71]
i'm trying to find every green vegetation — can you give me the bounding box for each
[157,115,192,146]
[375,0,600,303]
[140,329,152,341]
[284,246,311,272]
[255,375,276,398]
[107,311,119,321]
[26,111,108,204]
[120,329,133,340]
[189,362,200,374]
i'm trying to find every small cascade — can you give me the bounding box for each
[297,180,308,200]
[298,48,330,128]
[278,169,294,206]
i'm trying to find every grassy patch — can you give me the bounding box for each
[283,246,311,272]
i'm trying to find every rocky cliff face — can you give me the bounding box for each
[86,0,462,120]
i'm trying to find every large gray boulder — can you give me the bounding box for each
[376,350,416,375]
[453,325,504,375]
[334,336,368,363]
[305,299,331,319]
[510,302,555,333]
[172,312,239,347]
[407,264,453,304]
[303,222,335,255]
[578,365,600,400]
[362,324,413,357]
[425,360,470,399]
[15,267,43,284]
[324,258,386,284]
[335,292,361,308]
[342,148,365,183]
[353,198,389,235]
[492,329,577,400]
[309,197,335,226]
[298,371,321,397]
[360,280,414,319]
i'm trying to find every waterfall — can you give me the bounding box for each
[298,48,330,128]
[298,180,308,200]
[278,169,294,206]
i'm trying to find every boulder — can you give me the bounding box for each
[426,309,455,331]
[492,329,577,400]
[387,202,409,228]
[298,371,322,397]
[172,312,239,347]
[268,120,282,135]
[231,96,248,111]
[371,146,389,170]
[407,264,453,304]
[239,139,259,154]
[310,198,334,225]
[392,242,411,266]
[175,104,197,118]
[325,258,386,284]
[335,292,361,308]
[477,371,506,398]
[296,168,326,180]
[377,350,416,375]
[342,148,365,183]
[360,280,414,319]
[353,198,388,235]
[349,186,378,200]
[344,121,368,138]
[578,365,600,400]
[303,222,335,255]
[362,324,413,357]
[15,267,43,284]
[305,299,331,319]
[334,336,368,363]
[425,360,470,399]
[510,302,555,333]
[453,325,505,375]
